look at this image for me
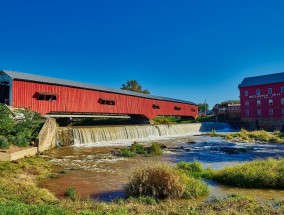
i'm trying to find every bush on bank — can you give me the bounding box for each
[212,158,284,189]
[124,163,209,199]
[225,129,284,143]
[178,158,284,189]
[0,104,43,148]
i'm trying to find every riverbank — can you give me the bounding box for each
[0,157,283,215]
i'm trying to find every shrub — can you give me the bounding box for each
[177,161,209,178]
[65,187,78,201]
[0,136,10,149]
[148,142,163,155]
[131,143,145,154]
[121,148,136,157]
[14,132,30,147]
[124,163,208,199]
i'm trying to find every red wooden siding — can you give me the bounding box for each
[240,82,284,119]
[12,80,198,119]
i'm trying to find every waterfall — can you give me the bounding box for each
[57,123,204,146]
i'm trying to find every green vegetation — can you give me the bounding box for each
[0,157,283,214]
[148,142,163,155]
[178,158,284,189]
[121,148,136,157]
[197,102,209,112]
[211,158,284,189]
[71,118,136,126]
[177,161,211,179]
[121,80,150,94]
[124,162,209,199]
[121,142,163,157]
[0,104,43,149]
[0,157,57,204]
[65,187,78,201]
[225,129,284,143]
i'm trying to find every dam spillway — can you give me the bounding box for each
[57,123,232,146]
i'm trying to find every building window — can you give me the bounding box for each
[257,109,261,116]
[281,87,284,93]
[98,98,115,105]
[245,91,248,96]
[282,108,284,115]
[36,92,58,101]
[282,98,284,105]
[257,100,261,106]
[256,89,260,96]
[269,109,274,115]
[269,99,273,106]
[245,110,249,116]
[245,101,249,106]
[268,88,272,94]
[174,106,181,111]
[152,104,160,109]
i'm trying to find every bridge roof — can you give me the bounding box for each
[1,70,196,105]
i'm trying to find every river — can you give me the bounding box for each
[41,134,284,202]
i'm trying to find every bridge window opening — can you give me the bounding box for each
[36,92,58,101]
[152,104,160,109]
[0,81,10,105]
[98,98,116,105]
[191,108,196,112]
[174,106,181,111]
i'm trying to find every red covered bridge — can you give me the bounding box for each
[0,70,198,123]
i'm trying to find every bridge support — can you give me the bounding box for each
[180,116,195,121]
[129,114,152,124]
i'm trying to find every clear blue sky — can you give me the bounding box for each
[1,0,284,108]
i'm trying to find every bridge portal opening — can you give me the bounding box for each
[0,81,10,105]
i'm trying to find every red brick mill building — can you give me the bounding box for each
[239,72,284,131]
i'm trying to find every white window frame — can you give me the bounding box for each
[256,89,260,96]
[245,110,249,116]
[245,91,248,96]
[281,87,284,93]
[257,100,261,106]
[281,98,284,105]
[257,109,261,115]
[245,101,249,106]
[269,109,274,115]
[269,99,273,106]
[268,88,272,94]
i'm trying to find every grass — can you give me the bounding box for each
[65,187,78,201]
[0,157,283,214]
[153,116,194,124]
[225,129,284,143]
[120,142,163,157]
[124,162,209,199]
[121,148,136,157]
[177,161,212,179]
[211,158,284,189]
[178,158,284,189]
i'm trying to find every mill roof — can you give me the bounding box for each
[239,72,284,88]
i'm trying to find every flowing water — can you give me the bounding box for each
[42,124,284,202]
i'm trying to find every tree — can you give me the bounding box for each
[219,100,240,106]
[121,80,150,94]
[197,103,209,112]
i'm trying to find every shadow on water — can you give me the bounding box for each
[92,191,125,202]
[41,135,284,202]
